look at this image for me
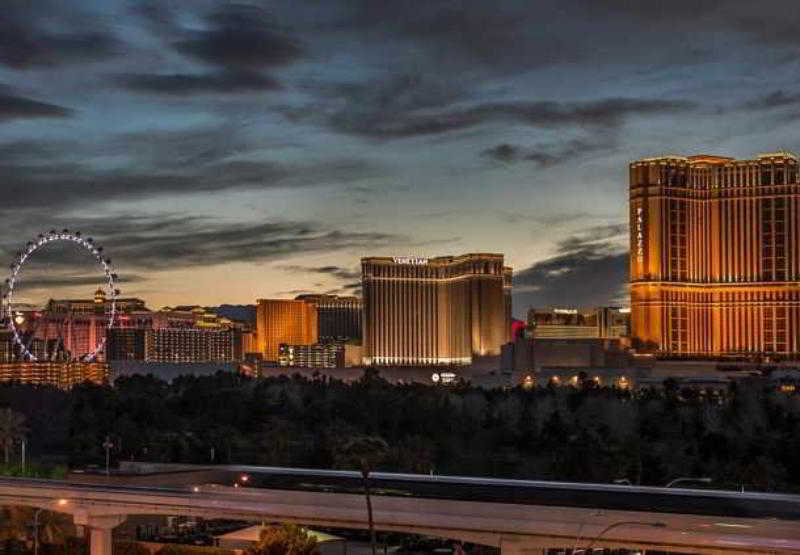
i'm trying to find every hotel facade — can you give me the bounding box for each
[255,299,318,362]
[362,253,512,366]
[294,294,363,341]
[629,152,800,358]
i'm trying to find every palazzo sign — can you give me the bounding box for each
[636,206,645,263]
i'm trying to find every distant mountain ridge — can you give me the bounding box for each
[211,304,256,323]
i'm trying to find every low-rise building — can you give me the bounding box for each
[144,328,233,363]
[528,307,630,339]
[278,343,344,368]
[0,361,108,389]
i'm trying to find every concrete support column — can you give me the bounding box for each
[89,526,113,555]
[77,515,127,555]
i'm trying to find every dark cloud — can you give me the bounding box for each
[15,274,146,290]
[340,0,790,74]
[276,289,315,297]
[131,0,179,38]
[344,0,576,71]
[280,264,361,282]
[512,223,628,312]
[743,90,800,111]
[340,281,362,292]
[323,281,362,296]
[475,98,696,128]
[0,3,118,68]
[0,214,400,304]
[175,4,303,69]
[571,0,798,48]
[118,71,280,95]
[329,92,695,139]
[0,214,405,277]
[483,144,519,162]
[573,0,732,20]
[322,71,466,138]
[105,126,257,170]
[0,88,72,121]
[0,139,69,160]
[557,224,627,252]
[68,216,402,271]
[484,137,615,167]
[526,137,616,168]
[530,212,596,227]
[0,134,377,210]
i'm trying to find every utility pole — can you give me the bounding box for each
[20,438,26,474]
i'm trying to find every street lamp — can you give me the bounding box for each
[102,436,114,476]
[32,508,43,555]
[665,477,711,488]
[584,521,666,551]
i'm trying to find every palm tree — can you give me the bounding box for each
[0,408,28,465]
[0,506,76,548]
[333,435,389,555]
[248,523,319,555]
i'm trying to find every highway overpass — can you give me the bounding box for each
[1,467,799,555]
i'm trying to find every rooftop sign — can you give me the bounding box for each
[393,257,428,265]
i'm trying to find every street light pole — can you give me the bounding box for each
[102,436,114,476]
[571,510,603,553]
[33,507,43,555]
[665,477,711,488]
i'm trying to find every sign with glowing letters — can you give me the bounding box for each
[636,206,645,263]
[393,257,428,265]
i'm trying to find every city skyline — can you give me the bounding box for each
[2,4,800,553]
[4,1,800,317]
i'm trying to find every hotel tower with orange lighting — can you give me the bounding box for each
[255,299,318,362]
[629,152,800,358]
[362,253,512,366]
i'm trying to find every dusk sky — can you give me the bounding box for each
[2,0,799,317]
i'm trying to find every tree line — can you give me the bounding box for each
[0,371,798,492]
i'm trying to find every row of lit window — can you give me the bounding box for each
[633,163,799,187]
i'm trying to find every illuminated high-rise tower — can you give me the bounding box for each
[255,299,318,362]
[629,152,800,358]
[362,253,511,366]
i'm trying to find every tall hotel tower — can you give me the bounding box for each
[362,253,512,366]
[630,152,800,358]
[255,299,318,362]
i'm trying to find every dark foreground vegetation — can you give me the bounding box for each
[1,372,799,492]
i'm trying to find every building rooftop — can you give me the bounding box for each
[756,150,798,160]
[48,298,146,306]
[294,294,361,302]
[686,154,735,164]
[633,151,799,164]
[362,252,505,264]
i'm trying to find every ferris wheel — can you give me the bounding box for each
[2,229,119,362]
